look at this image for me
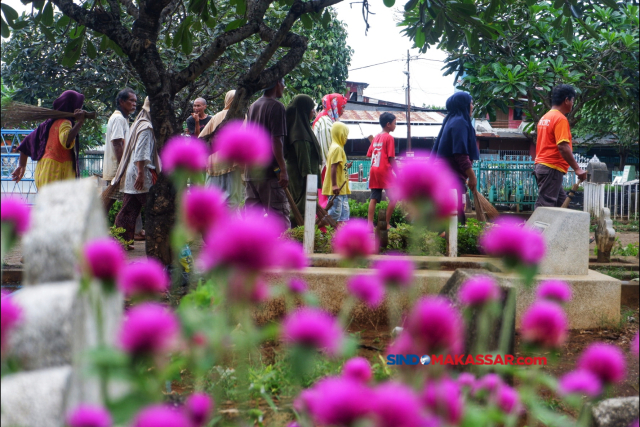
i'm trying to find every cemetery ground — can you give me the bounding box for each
[2,217,638,425]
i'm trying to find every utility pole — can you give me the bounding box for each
[405,49,412,156]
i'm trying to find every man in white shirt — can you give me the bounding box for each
[103,88,137,212]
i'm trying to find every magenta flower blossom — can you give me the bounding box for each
[386,331,418,358]
[287,423,300,427]
[161,136,208,174]
[212,120,272,167]
[198,209,284,272]
[184,393,214,427]
[117,259,169,297]
[371,381,426,427]
[578,343,627,385]
[391,157,460,218]
[182,186,227,234]
[295,377,372,425]
[250,278,270,303]
[342,357,372,383]
[423,378,464,425]
[287,278,308,294]
[473,373,504,396]
[133,405,190,427]
[494,385,522,415]
[332,219,376,259]
[66,404,112,427]
[632,333,639,357]
[83,238,125,281]
[479,217,546,266]
[558,370,603,398]
[281,307,344,356]
[520,301,568,348]
[406,296,464,354]
[1,291,21,352]
[536,280,573,304]
[278,241,309,270]
[1,197,30,236]
[458,275,500,307]
[457,373,476,389]
[119,303,180,356]
[226,273,271,303]
[373,256,415,288]
[347,274,385,309]
[631,420,639,427]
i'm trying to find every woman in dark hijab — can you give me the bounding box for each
[431,92,479,225]
[284,94,322,222]
[11,90,87,188]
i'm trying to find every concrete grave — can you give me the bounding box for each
[591,396,639,427]
[587,161,609,183]
[595,208,616,263]
[526,207,590,275]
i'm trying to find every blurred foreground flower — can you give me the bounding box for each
[332,219,376,260]
[578,343,626,385]
[371,381,427,427]
[480,217,545,266]
[1,197,30,236]
[347,274,385,308]
[458,275,500,307]
[295,377,372,425]
[520,301,568,348]
[132,405,190,427]
[66,404,112,427]
[161,136,208,175]
[184,393,214,427]
[117,258,169,297]
[373,256,414,288]
[342,357,372,383]
[212,120,271,167]
[182,186,227,234]
[494,384,523,415]
[282,307,344,356]
[406,296,464,354]
[558,370,602,398]
[423,378,464,425]
[536,280,572,304]
[83,238,125,282]
[1,290,22,352]
[278,240,309,270]
[119,303,180,356]
[287,278,308,294]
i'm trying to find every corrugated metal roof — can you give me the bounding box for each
[345,123,441,139]
[341,110,444,123]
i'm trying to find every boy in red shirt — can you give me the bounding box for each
[367,112,397,229]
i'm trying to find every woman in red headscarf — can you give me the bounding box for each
[312,93,348,207]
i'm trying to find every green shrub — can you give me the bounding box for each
[284,226,335,254]
[458,218,485,255]
[347,199,409,227]
[386,223,445,255]
[108,200,123,226]
[109,225,133,249]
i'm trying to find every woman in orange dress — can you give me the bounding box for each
[11,90,87,188]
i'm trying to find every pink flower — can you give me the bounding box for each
[391,157,460,218]
[371,381,426,427]
[473,373,504,396]
[373,256,415,288]
[295,377,372,425]
[347,274,385,308]
[282,307,344,356]
[212,120,272,167]
[182,186,227,234]
[479,217,546,266]
[278,241,308,270]
[631,420,639,427]
[133,405,190,427]
[458,275,500,306]
[520,301,568,348]
[558,370,603,398]
[386,331,418,358]
[287,423,300,427]
[287,278,308,294]
[226,273,271,303]
[1,197,30,236]
[119,303,180,356]
[536,280,572,304]
[198,209,284,272]
[342,357,372,383]
[161,136,208,174]
[493,385,522,415]
[406,296,464,354]
[457,373,476,389]
[184,393,214,427]
[83,238,126,281]
[578,343,627,385]
[423,378,464,425]
[1,291,21,352]
[332,219,376,259]
[117,259,169,297]
[66,404,112,427]
[631,333,639,357]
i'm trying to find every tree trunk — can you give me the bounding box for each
[145,172,176,264]
[619,148,628,171]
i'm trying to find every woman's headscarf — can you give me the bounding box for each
[18,90,85,169]
[330,121,349,147]
[199,90,236,139]
[313,93,348,127]
[285,94,322,159]
[432,92,479,160]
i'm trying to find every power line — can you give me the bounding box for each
[347,56,444,72]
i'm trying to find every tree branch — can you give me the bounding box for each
[119,0,139,19]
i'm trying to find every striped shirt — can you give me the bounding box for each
[313,115,334,170]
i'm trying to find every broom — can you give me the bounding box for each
[472,189,487,222]
[474,190,499,220]
[561,180,583,209]
[1,101,96,127]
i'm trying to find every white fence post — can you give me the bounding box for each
[448,189,458,257]
[303,174,318,254]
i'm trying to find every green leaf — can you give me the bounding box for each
[404,0,419,12]
[173,23,185,49]
[205,16,217,28]
[0,17,9,38]
[450,1,477,16]
[553,0,564,9]
[321,10,331,29]
[562,3,571,16]
[42,1,54,26]
[209,0,218,16]
[86,39,97,59]
[1,4,18,23]
[236,0,246,16]
[464,29,479,54]
[61,36,84,68]
[188,0,206,14]
[99,34,109,51]
[56,15,70,29]
[601,0,618,8]
[301,13,313,30]
[8,19,29,30]
[69,24,85,39]
[383,0,395,8]
[225,18,246,31]
[563,19,573,43]
[415,27,425,47]
[40,22,55,42]
[181,30,193,55]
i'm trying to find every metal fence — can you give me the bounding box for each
[583,181,638,220]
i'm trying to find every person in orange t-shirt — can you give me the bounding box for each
[534,84,587,209]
